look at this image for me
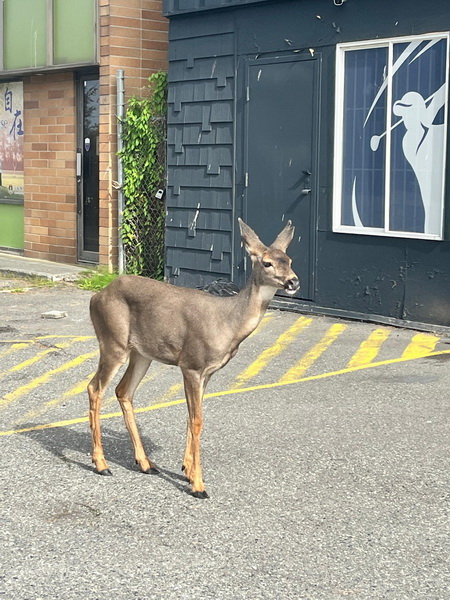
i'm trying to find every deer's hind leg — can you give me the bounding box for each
[88,350,128,475]
[115,350,157,474]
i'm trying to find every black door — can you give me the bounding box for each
[244,55,320,301]
[77,75,99,262]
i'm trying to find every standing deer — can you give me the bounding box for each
[87,219,299,498]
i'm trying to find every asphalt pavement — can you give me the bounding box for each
[0,269,449,600]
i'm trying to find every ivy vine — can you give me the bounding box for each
[118,71,167,278]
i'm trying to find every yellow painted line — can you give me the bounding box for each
[0,350,99,409]
[13,371,97,427]
[232,315,312,389]
[279,323,347,383]
[0,342,31,360]
[0,336,92,382]
[2,348,449,437]
[402,333,440,359]
[347,328,391,368]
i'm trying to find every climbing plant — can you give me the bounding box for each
[118,71,167,278]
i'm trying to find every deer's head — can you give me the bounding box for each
[238,218,300,296]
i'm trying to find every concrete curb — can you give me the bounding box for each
[0,253,86,282]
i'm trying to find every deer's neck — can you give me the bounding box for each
[229,275,277,341]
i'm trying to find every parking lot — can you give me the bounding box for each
[1,281,449,599]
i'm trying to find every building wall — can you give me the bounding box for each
[23,72,77,263]
[164,0,450,328]
[98,0,168,268]
[1,0,167,267]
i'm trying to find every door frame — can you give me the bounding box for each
[237,52,321,301]
[76,71,99,264]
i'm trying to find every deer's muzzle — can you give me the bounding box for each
[284,277,300,295]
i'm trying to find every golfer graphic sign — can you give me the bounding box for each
[333,34,449,239]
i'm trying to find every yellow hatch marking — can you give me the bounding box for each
[0,336,92,382]
[1,348,449,437]
[347,328,391,368]
[233,316,312,389]
[279,323,347,383]
[402,333,440,359]
[0,342,31,360]
[0,350,98,409]
[13,371,97,427]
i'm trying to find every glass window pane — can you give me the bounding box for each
[390,38,447,235]
[53,0,96,65]
[3,0,47,70]
[341,47,387,228]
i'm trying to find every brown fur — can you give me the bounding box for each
[87,219,299,497]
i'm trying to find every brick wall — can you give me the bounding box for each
[98,0,168,268]
[20,0,167,267]
[23,72,77,263]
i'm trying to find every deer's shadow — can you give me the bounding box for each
[21,424,191,495]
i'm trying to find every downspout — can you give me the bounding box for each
[117,69,125,274]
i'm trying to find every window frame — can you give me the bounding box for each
[333,32,450,241]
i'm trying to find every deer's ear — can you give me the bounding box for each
[238,218,266,258]
[271,220,295,252]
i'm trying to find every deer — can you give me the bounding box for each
[87,218,299,498]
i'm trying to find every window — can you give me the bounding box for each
[333,34,449,240]
[0,0,97,73]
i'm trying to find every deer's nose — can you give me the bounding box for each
[284,277,300,292]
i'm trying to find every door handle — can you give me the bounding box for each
[301,169,311,194]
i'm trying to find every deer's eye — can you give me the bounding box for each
[263,261,273,268]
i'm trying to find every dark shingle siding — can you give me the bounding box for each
[169,55,234,82]
[166,187,233,210]
[167,248,232,275]
[166,208,232,231]
[165,27,235,287]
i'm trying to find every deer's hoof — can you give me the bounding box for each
[136,459,159,474]
[191,490,209,499]
[142,466,160,475]
[98,468,112,476]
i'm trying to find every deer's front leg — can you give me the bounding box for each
[88,356,124,475]
[182,369,209,499]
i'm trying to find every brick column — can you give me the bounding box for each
[98,0,168,269]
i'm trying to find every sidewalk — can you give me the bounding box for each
[0,252,86,282]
